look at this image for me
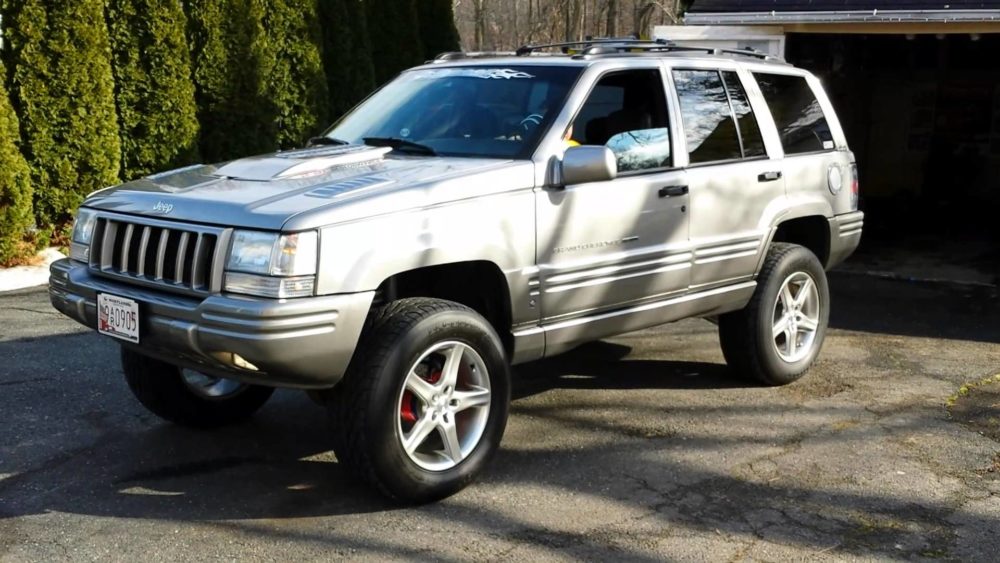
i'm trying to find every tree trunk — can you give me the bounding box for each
[606,0,618,37]
[473,0,487,50]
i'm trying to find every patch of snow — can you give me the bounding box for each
[0,248,65,292]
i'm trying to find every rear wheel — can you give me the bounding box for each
[330,298,510,503]
[121,348,274,428]
[719,243,830,386]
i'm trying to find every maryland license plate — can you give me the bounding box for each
[97,294,140,344]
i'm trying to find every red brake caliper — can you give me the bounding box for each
[400,368,443,425]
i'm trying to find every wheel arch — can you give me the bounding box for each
[762,214,833,271]
[373,261,515,355]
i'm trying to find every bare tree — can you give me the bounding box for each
[453,0,683,51]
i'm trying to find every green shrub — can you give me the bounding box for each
[2,0,121,233]
[319,0,376,121]
[187,0,276,162]
[0,63,34,266]
[107,0,200,180]
[416,0,461,60]
[258,0,330,149]
[365,0,424,85]
[188,0,329,159]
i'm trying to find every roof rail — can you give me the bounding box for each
[433,38,784,64]
[579,42,782,62]
[433,51,517,62]
[515,36,783,62]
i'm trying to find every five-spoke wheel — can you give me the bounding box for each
[719,243,830,386]
[771,272,821,363]
[398,342,492,471]
[330,298,510,503]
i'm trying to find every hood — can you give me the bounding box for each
[84,145,535,231]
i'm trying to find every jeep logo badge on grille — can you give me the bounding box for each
[152,201,174,214]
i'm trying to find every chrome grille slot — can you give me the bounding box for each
[89,215,226,295]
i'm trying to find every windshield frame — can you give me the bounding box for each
[321,63,587,161]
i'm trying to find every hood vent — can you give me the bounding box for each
[305,175,394,199]
[213,145,391,182]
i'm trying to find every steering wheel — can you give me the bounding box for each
[518,113,545,137]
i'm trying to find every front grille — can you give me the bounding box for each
[90,215,228,295]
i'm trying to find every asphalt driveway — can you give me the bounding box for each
[1,273,998,561]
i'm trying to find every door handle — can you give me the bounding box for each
[658,185,689,198]
[758,171,783,182]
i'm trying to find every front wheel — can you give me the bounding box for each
[330,298,510,503]
[121,348,274,428]
[719,243,830,386]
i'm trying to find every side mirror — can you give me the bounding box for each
[561,146,617,186]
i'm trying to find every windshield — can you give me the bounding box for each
[325,65,583,159]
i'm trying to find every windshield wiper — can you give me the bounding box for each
[307,136,350,147]
[363,137,437,156]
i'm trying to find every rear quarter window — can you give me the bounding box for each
[754,73,834,155]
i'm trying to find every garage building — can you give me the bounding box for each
[659,1,1000,282]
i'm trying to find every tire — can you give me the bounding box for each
[331,298,511,504]
[121,347,274,428]
[719,243,830,386]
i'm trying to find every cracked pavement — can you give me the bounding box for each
[1,272,998,561]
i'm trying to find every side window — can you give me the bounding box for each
[754,73,834,155]
[672,70,742,164]
[721,71,766,158]
[571,69,671,173]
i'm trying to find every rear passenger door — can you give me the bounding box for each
[671,67,785,289]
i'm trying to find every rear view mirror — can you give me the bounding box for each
[561,146,617,186]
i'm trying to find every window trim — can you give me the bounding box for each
[720,70,768,161]
[563,66,677,173]
[683,153,770,170]
[719,72,747,158]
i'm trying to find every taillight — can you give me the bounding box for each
[850,163,860,210]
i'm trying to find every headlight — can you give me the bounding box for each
[69,208,98,263]
[72,208,98,245]
[224,230,318,298]
[227,231,280,274]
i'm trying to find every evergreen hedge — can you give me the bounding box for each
[2,0,121,236]
[416,0,461,60]
[0,0,462,257]
[0,63,34,265]
[259,0,330,149]
[188,0,330,160]
[365,0,424,85]
[187,0,275,162]
[107,0,200,180]
[319,0,376,121]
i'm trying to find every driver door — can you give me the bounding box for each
[536,67,691,327]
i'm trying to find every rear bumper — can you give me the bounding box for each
[49,259,374,389]
[827,211,864,269]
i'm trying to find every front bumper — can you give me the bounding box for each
[49,259,375,389]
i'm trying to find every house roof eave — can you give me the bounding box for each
[684,9,1000,25]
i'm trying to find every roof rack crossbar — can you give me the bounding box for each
[515,36,659,56]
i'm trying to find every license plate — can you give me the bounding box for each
[97,294,140,344]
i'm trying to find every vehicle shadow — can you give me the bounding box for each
[512,339,750,401]
[0,336,746,523]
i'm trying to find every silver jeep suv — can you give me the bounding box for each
[50,39,864,502]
